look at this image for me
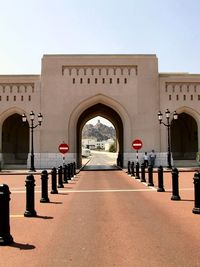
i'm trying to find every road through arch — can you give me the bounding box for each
[77,103,123,168]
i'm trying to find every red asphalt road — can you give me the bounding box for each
[0,170,200,267]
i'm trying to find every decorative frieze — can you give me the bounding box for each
[0,83,35,102]
[164,82,200,102]
[62,65,137,85]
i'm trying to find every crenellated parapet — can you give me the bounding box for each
[0,83,35,102]
[62,65,137,85]
[0,75,40,106]
[160,74,200,104]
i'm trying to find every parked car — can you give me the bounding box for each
[82,148,91,158]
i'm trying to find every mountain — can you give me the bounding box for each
[82,121,116,141]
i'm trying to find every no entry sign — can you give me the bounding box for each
[59,143,69,154]
[132,139,143,150]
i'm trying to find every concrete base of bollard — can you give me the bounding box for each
[171,195,181,201]
[50,190,58,194]
[0,234,13,246]
[157,188,165,192]
[192,207,200,214]
[24,210,37,217]
[40,197,50,203]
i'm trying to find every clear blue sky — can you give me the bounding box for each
[0,0,199,74]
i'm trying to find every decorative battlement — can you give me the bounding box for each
[0,83,35,102]
[164,82,200,102]
[62,65,137,85]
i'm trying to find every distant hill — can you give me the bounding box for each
[82,121,116,141]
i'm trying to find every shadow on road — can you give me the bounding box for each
[9,242,36,250]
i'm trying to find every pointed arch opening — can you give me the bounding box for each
[171,112,198,160]
[2,113,29,166]
[77,103,123,168]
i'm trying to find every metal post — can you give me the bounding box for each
[63,164,68,183]
[71,163,74,178]
[148,164,154,186]
[140,163,146,182]
[171,167,181,200]
[30,121,35,171]
[131,161,135,176]
[0,184,13,245]
[73,162,76,176]
[127,161,131,175]
[40,170,50,203]
[22,111,43,172]
[157,166,165,192]
[67,163,71,180]
[135,162,140,179]
[51,167,58,194]
[192,172,200,214]
[167,122,172,169]
[24,174,37,217]
[58,166,64,188]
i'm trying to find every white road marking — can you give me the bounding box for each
[11,188,156,193]
[10,215,24,218]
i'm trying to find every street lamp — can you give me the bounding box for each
[22,111,43,171]
[158,109,178,168]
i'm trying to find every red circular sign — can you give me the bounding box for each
[132,139,143,150]
[59,143,69,154]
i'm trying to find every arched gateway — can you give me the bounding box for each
[76,103,123,168]
[0,54,200,169]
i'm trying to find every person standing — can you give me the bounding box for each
[143,152,149,168]
[149,149,156,167]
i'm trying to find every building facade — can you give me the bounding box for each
[0,54,199,169]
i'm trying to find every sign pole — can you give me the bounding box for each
[63,155,65,166]
[132,139,143,162]
[58,143,69,166]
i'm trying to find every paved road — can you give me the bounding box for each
[87,151,117,166]
[83,151,118,170]
[1,170,200,266]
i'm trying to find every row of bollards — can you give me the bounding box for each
[128,161,154,186]
[128,161,181,199]
[127,161,200,215]
[0,162,77,245]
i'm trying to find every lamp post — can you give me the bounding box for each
[22,111,43,171]
[158,109,178,169]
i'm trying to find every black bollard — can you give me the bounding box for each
[63,164,68,183]
[67,163,71,180]
[58,166,64,188]
[171,167,181,200]
[71,163,74,178]
[131,161,135,176]
[157,166,165,192]
[140,163,146,182]
[0,184,13,245]
[24,174,37,217]
[148,164,154,186]
[40,170,50,203]
[135,162,140,179]
[51,167,58,194]
[127,161,131,175]
[192,172,200,214]
[73,162,76,176]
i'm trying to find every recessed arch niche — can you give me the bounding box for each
[171,112,198,159]
[2,113,29,165]
[77,103,123,168]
